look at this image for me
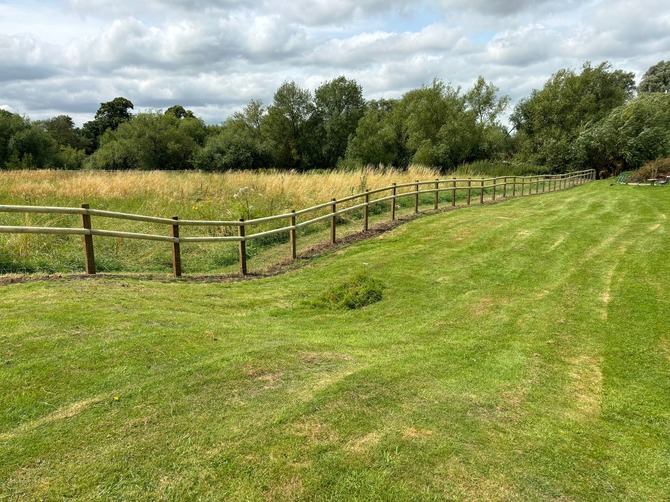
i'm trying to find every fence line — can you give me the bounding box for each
[0,169,595,277]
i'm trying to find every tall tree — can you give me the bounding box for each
[6,125,57,169]
[345,99,404,167]
[263,81,314,170]
[83,97,134,153]
[395,79,469,169]
[464,76,511,160]
[0,110,28,169]
[511,61,635,171]
[193,100,273,171]
[311,76,366,169]
[87,111,206,170]
[37,115,88,151]
[165,105,196,119]
[638,60,670,94]
[574,93,670,174]
[346,78,508,171]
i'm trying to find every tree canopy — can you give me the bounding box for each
[574,93,670,175]
[511,62,635,172]
[638,60,670,94]
[87,111,206,170]
[5,61,670,174]
[83,97,135,153]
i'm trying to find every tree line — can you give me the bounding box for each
[1,60,669,176]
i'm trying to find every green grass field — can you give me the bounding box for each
[1,181,669,500]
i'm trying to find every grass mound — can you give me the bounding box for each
[309,271,384,309]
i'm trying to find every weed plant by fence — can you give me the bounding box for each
[0,170,595,276]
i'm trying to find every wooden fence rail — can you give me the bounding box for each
[0,169,595,277]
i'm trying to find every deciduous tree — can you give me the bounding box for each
[638,60,670,94]
[574,93,670,175]
[311,76,366,169]
[83,97,134,153]
[87,111,205,170]
[263,81,314,170]
[511,61,635,171]
[37,115,88,151]
[193,100,273,171]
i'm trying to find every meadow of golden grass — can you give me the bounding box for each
[1,166,442,215]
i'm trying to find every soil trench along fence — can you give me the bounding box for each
[0,170,595,277]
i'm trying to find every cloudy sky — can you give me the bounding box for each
[1,0,669,126]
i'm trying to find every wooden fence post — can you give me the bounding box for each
[452,179,457,207]
[238,219,247,275]
[414,180,420,214]
[503,177,507,198]
[521,177,525,196]
[492,177,497,201]
[171,216,181,278]
[364,190,369,232]
[330,199,337,244]
[391,183,397,221]
[512,176,517,197]
[80,203,96,275]
[290,210,297,260]
[467,179,472,206]
[434,179,439,210]
[480,179,485,205]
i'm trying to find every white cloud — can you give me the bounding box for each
[485,24,559,66]
[305,24,467,69]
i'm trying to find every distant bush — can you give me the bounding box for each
[309,272,384,309]
[631,157,670,182]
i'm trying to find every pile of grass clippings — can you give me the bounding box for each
[309,272,384,309]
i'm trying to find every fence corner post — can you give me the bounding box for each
[171,216,182,278]
[238,219,247,276]
[80,203,96,275]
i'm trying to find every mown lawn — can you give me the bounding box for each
[1,181,668,500]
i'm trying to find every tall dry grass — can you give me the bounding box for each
[0,166,442,217]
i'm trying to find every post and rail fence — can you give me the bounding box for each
[0,169,595,277]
